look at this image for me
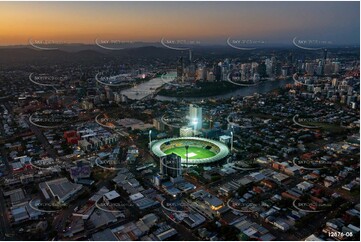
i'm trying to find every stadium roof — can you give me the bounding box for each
[151,137,230,165]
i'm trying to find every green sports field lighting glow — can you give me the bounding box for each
[150,137,230,165]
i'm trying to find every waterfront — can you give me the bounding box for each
[120,71,176,100]
[121,72,294,101]
[155,77,294,101]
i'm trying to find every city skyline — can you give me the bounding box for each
[0,1,359,46]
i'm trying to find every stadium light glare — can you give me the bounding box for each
[192,118,198,135]
[149,130,152,145]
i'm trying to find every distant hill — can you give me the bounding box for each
[0,45,182,66]
[0,44,358,67]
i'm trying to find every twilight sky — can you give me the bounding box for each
[0,1,359,46]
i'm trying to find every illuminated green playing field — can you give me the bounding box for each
[163,146,216,159]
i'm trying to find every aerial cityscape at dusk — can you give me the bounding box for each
[0,1,359,241]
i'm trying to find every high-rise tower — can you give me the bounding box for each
[189,104,202,130]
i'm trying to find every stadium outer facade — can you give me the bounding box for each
[150,137,230,165]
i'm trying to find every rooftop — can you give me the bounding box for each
[45,177,83,202]
[104,190,121,201]
[91,228,119,241]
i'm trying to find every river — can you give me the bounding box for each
[120,71,293,101]
[120,72,176,100]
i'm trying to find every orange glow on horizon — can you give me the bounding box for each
[0,1,358,46]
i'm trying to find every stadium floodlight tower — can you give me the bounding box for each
[230,131,234,151]
[185,145,189,167]
[149,130,152,147]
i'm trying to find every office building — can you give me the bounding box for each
[160,153,182,178]
[180,126,193,137]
